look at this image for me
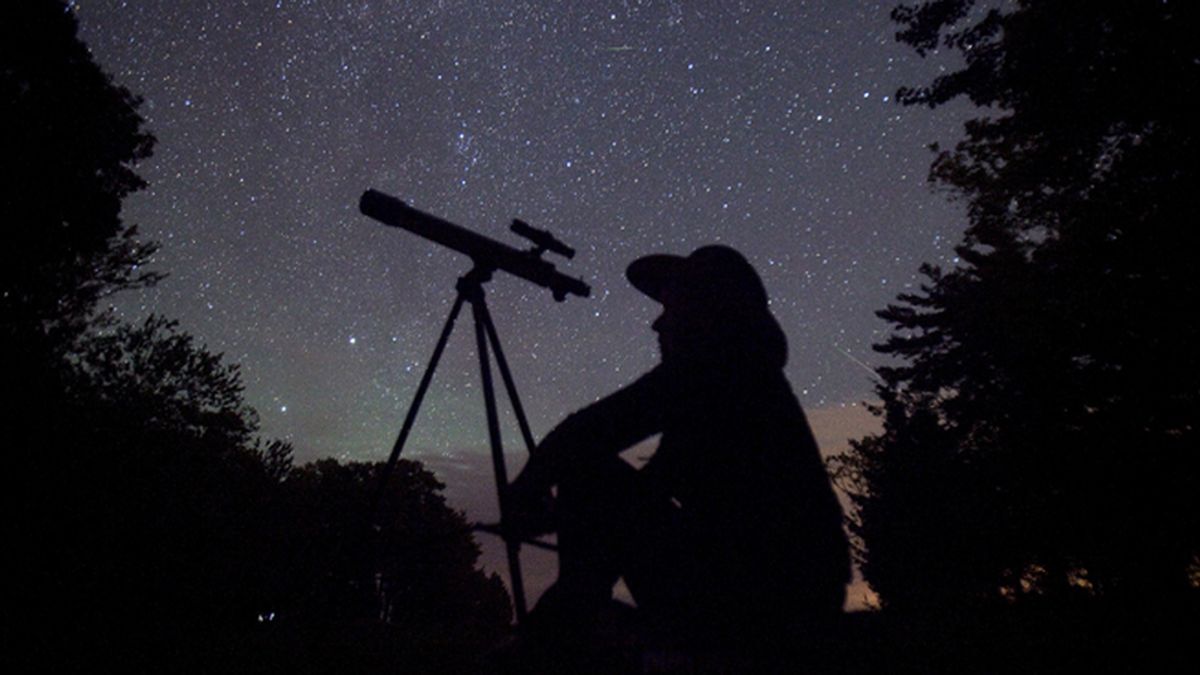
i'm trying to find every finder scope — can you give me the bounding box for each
[359,189,590,301]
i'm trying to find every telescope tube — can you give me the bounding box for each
[359,189,590,301]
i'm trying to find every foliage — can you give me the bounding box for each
[5,4,512,670]
[267,459,512,671]
[833,0,1199,610]
[1,0,160,354]
[19,316,511,671]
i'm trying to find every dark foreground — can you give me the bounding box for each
[26,597,1191,674]
[486,600,1195,675]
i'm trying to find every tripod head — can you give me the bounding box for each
[359,189,590,301]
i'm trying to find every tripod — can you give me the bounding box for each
[372,264,556,623]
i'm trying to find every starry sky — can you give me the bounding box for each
[75,0,973,460]
[74,0,977,609]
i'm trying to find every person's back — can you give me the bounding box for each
[641,356,848,639]
[509,245,849,644]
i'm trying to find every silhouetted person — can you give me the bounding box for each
[508,245,849,649]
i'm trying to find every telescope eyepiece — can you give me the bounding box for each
[511,219,575,260]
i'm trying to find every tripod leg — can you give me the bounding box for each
[372,294,466,514]
[472,298,530,622]
[478,303,537,453]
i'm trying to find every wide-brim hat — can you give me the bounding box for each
[626,245,769,309]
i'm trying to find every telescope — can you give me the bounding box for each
[361,188,585,622]
[359,189,590,301]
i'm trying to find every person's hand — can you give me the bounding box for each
[504,474,557,539]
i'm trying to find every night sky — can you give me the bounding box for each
[75,1,975,606]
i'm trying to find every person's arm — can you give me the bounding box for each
[510,366,667,494]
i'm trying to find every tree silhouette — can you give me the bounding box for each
[267,459,512,673]
[21,318,511,671]
[833,0,1199,610]
[1,0,159,359]
[3,5,171,664]
[5,4,512,671]
[18,316,293,670]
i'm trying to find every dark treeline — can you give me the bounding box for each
[5,3,509,672]
[823,3,1199,672]
[832,0,1198,619]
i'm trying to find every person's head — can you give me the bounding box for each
[626,245,786,367]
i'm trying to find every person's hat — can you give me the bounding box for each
[626,245,769,308]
